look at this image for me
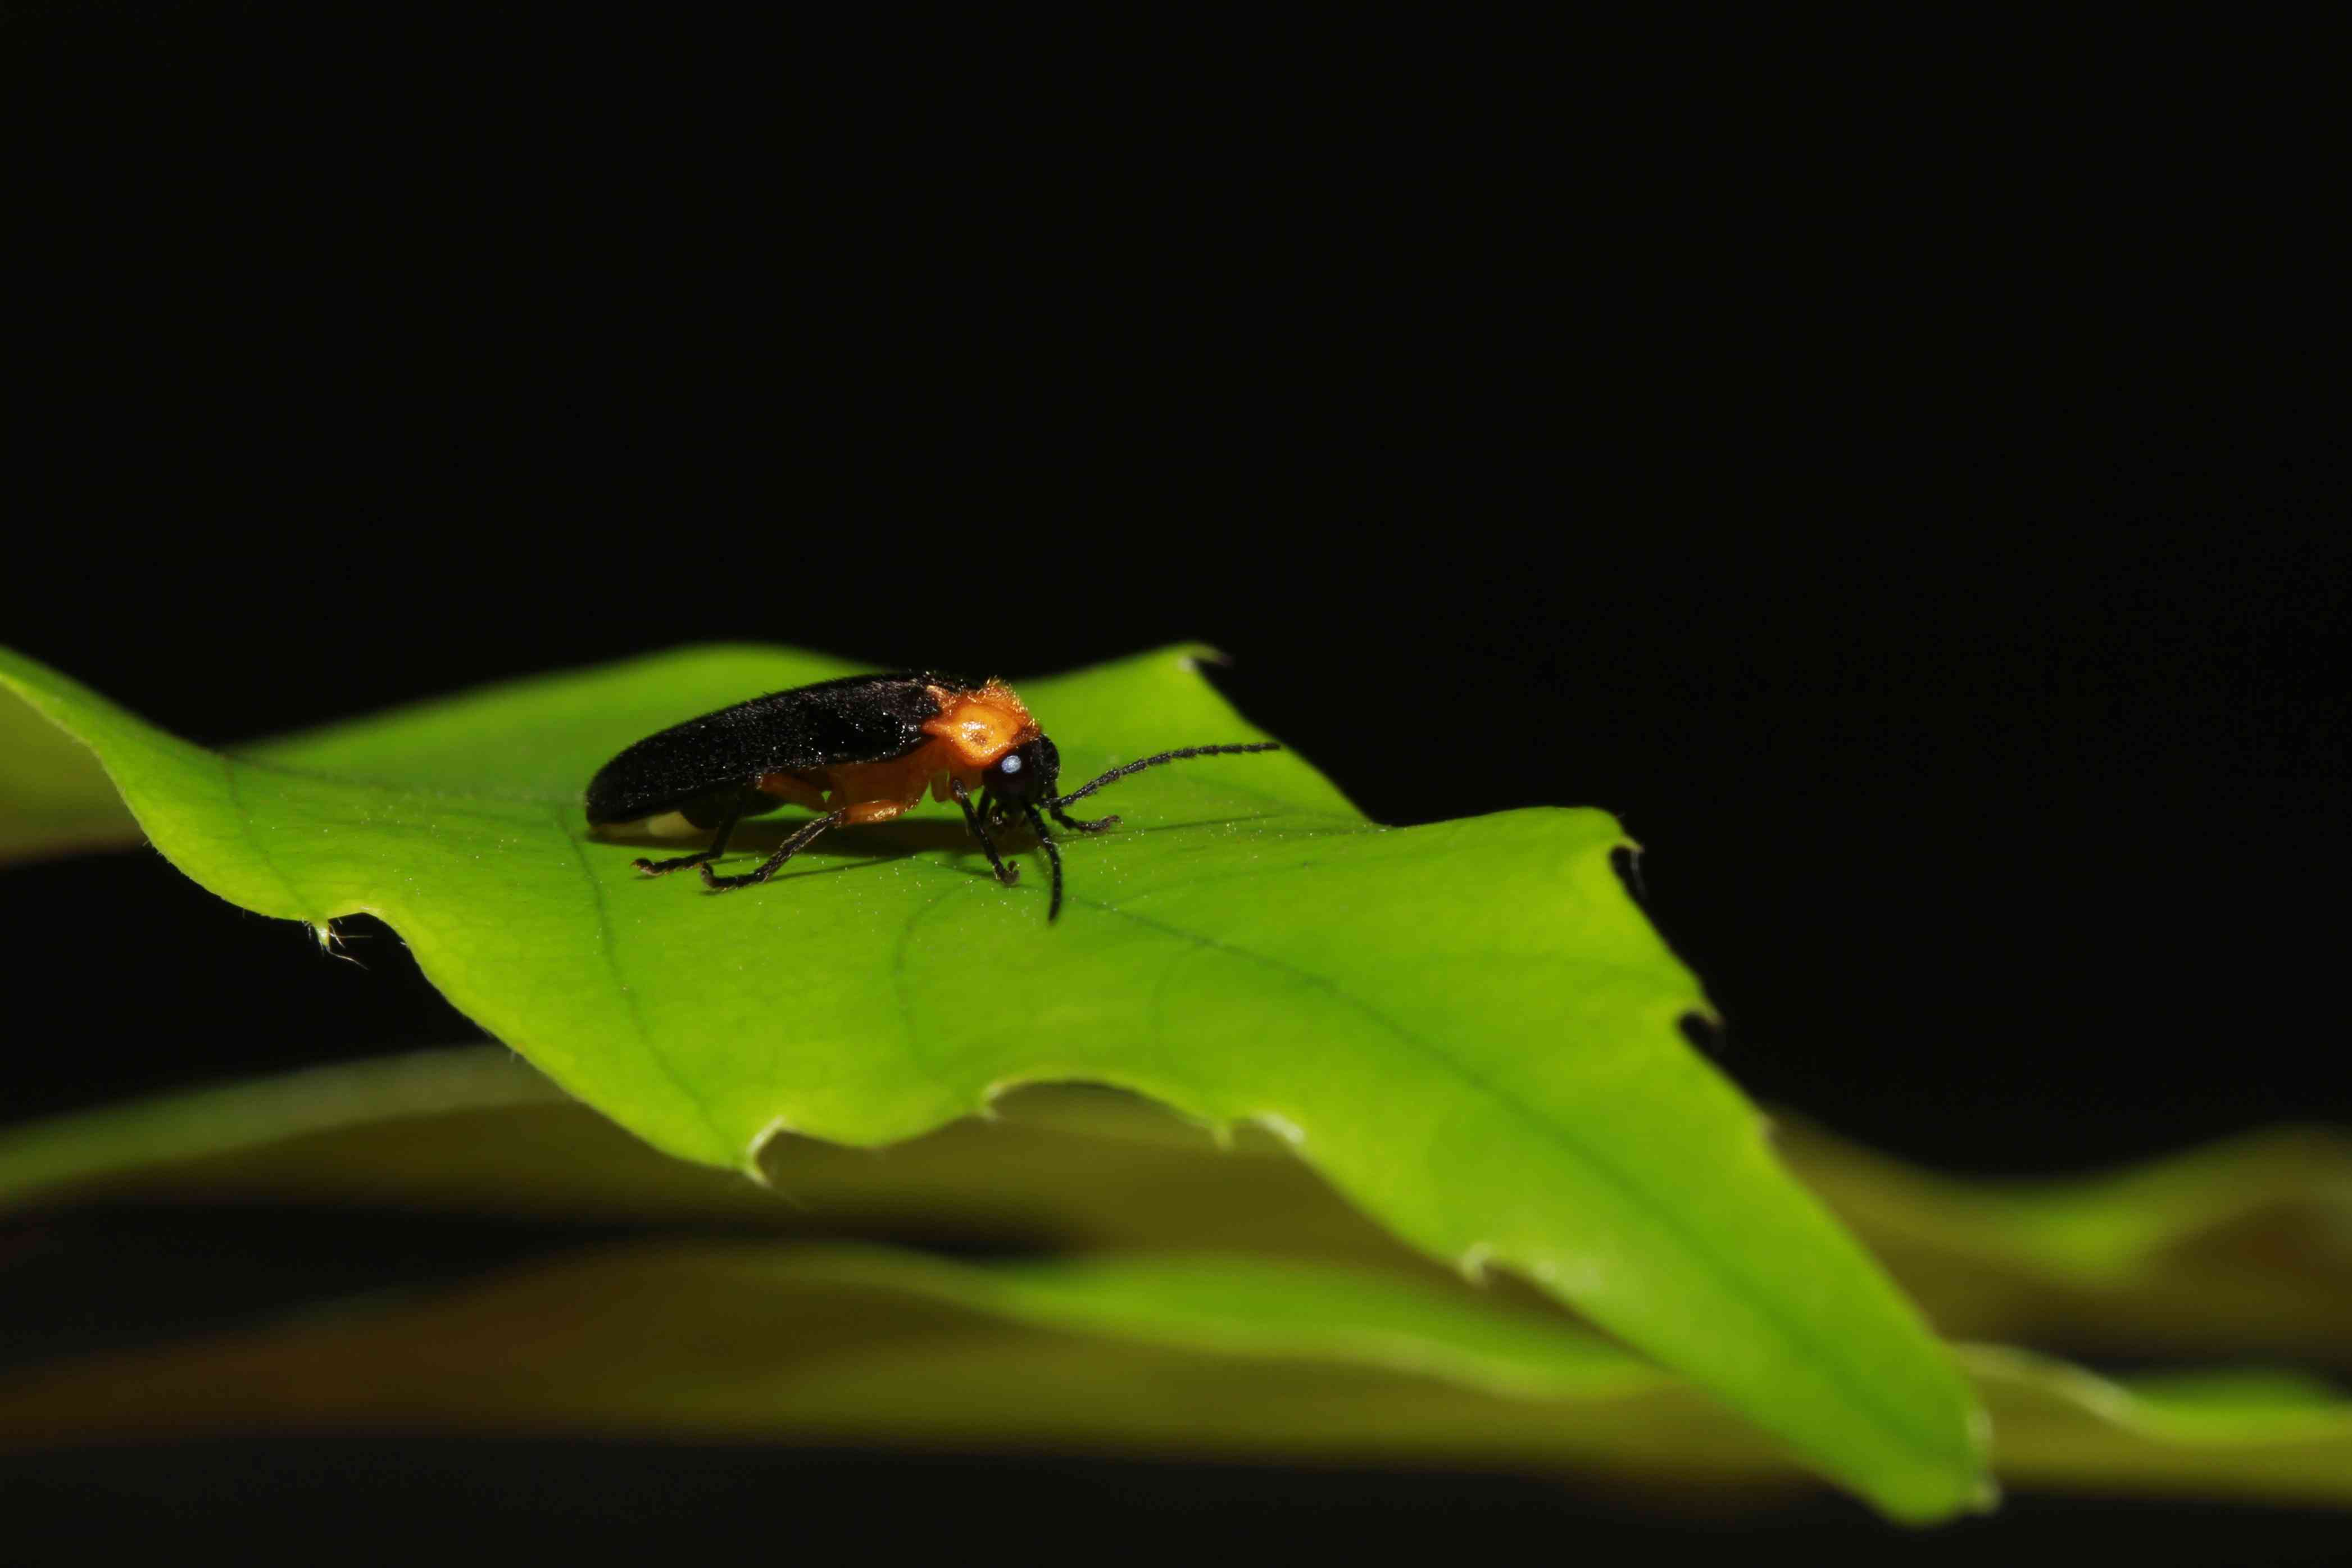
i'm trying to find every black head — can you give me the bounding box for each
[986,735,1060,806]
[971,735,1280,922]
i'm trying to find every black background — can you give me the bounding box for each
[3,7,2345,1558]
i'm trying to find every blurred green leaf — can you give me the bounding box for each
[1959,1346,2352,1505]
[1,1051,1436,1274]
[10,1049,2346,1366]
[1791,1117,2352,1365]
[0,642,1989,1517]
[0,1047,567,1202]
[7,1053,2349,1508]
[0,1239,2343,1508]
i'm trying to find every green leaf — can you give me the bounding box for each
[0,643,1987,1520]
[0,1240,1782,1489]
[7,1054,2349,1507]
[1790,1117,2352,1363]
[2,1050,1430,1265]
[0,1046,569,1202]
[2,1239,2345,1508]
[0,671,138,863]
[694,1246,1678,1407]
[9,1048,2348,1364]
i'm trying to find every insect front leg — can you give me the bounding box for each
[633,790,751,876]
[1049,803,1121,834]
[1023,803,1067,920]
[950,778,1020,887]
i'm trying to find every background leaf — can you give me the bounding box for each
[7,1053,2349,1508]
[1789,1117,2352,1365]
[8,1048,2349,1363]
[0,643,1988,1518]
[2,1235,2344,1507]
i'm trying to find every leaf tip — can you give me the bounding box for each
[1608,842,1647,906]
[977,1078,1030,1122]
[1174,643,1233,673]
[741,1111,801,1184]
[1250,1111,1307,1149]
[1677,1008,1726,1056]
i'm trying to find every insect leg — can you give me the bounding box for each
[699,807,850,891]
[632,791,749,876]
[1049,803,1121,834]
[981,789,1018,835]
[1023,803,1066,921]
[949,777,1021,887]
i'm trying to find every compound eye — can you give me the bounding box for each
[997,752,1023,776]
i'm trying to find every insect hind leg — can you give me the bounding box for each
[633,790,751,876]
[701,807,851,891]
[635,846,724,876]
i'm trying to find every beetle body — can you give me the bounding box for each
[585,672,1278,919]
[587,673,1038,832]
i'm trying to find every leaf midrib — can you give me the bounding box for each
[1063,887,1966,1481]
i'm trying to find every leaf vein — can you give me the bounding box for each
[1071,888,1956,1471]
[548,808,729,1154]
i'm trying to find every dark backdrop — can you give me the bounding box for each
[3,8,2344,1558]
